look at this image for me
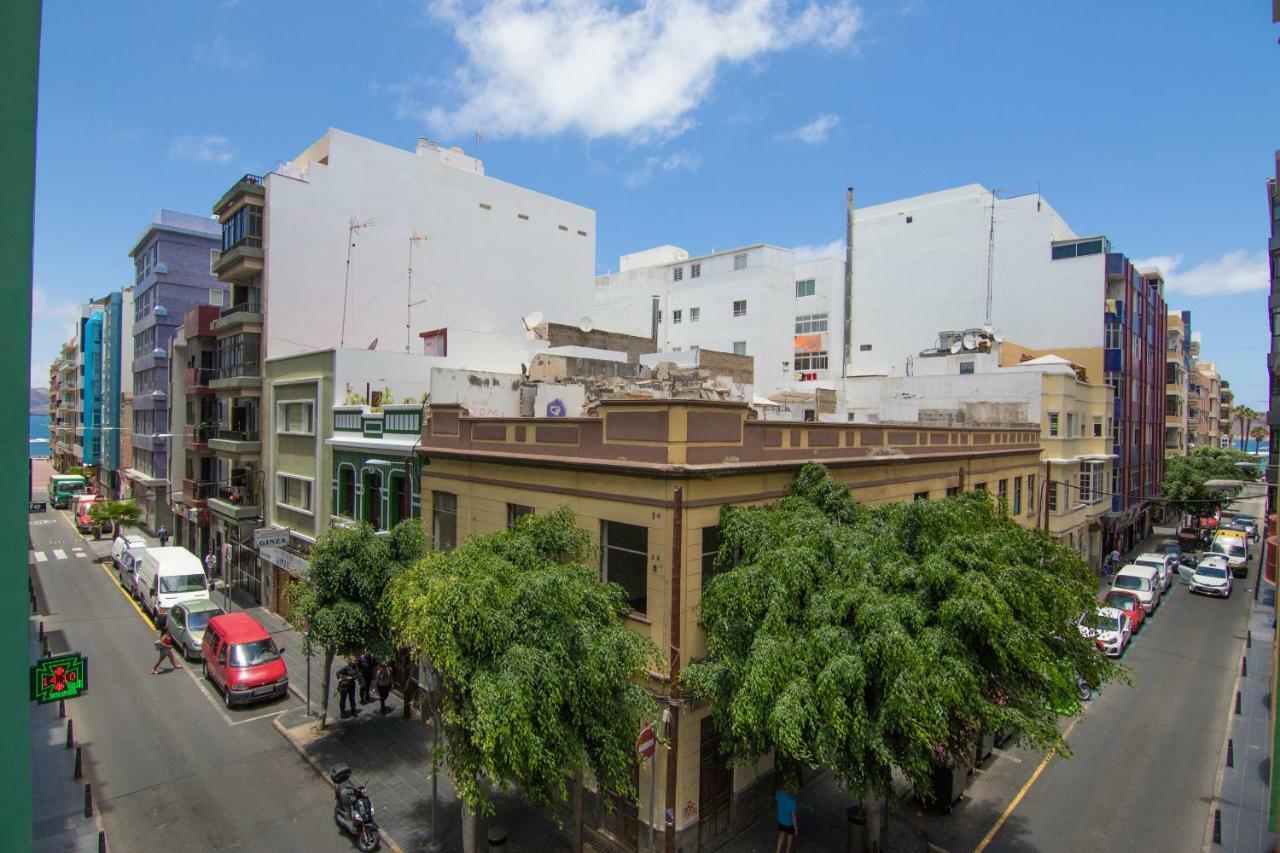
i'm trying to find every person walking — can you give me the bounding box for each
[337,656,359,718]
[204,551,217,582]
[375,660,393,715]
[774,782,798,853]
[150,628,183,675]
[356,647,376,705]
[157,525,169,547]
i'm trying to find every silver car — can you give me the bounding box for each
[167,600,226,661]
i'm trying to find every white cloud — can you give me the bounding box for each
[1134,250,1268,297]
[624,149,701,187]
[774,112,840,144]
[198,35,255,72]
[420,0,863,141]
[167,134,235,164]
[793,238,844,263]
[31,288,80,323]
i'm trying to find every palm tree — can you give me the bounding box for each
[88,500,142,541]
[1251,426,1268,455]
[1234,406,1259,452]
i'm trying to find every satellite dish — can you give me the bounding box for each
[993,333,1007,343]
[521,310,544,331]
[963,334,977,350]
[367,338,378,350]
[950,341,963,354]
[578,316,594,333]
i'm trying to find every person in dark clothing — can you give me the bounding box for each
[157,525,169,547]
[337,656,359,717]
[375,660,393,714]
[356,647,376,704]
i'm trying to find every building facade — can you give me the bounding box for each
[99,287,134,496]
[417,399,1042,852]
[126,210,224,532]
[1165,311,1191,456]
[167,305,221,561]
[1219,379,1234,448]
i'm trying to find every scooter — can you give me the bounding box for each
[330,762,380,852]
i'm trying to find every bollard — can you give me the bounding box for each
[1242,656,1248,677]
[59,698,65,719]
[39,621,44,640]
[43,638,50,657]
[1248,629,1252,648]
[73,746,82,780]
[1227,739,1234,768]
[66,719,73,749]
[487,824,508,853]
[98,830,106,853]
[84,783,92,818]
[1213,808,1222,844]
[1236,691,1242,715]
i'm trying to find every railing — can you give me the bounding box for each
[184,478,216,501]
[216,485,260,506]
[216,363,260,380]
[219,300,261,318]
[221,236,262,254]
[236,174,264,187]
[187,424,217,443]
[213,428,260,443]
[187,367,218,386]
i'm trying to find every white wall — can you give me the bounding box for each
[845,371,1044,424]
[263,129,595,359]
[428,367,524,417]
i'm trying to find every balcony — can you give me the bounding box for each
[186,366,218,393]
[212,174,264,218]
[208,484,261,522]
[211,239,264,282]
[208,428,261,456]
[183,477,215,506]
[183,305,222,340]
[185,424,216,451]
[208,365,262,392]
[210,300,263,334]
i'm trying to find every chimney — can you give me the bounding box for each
[416,137,430,156]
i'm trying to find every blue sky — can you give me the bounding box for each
[32,1,1279,409]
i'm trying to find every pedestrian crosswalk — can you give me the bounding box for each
[30,548,87,563]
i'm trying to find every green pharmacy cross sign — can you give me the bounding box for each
[30,653,88,704]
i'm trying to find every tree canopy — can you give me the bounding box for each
[88,500,141,538]
[682,463,1119,804]
[1161,446,1260,521]
[385,507,660,817]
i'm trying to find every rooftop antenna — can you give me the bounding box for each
[406,232,428,352]
[341,217,375,347]
[842,185,854,381]
[985,189,996,328]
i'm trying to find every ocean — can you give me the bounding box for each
[29,413,49,458]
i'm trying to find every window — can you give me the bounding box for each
[276,474,313,513]
[277,401,314,435]
[1105,371,1121,393]
[998,479,1008,504]
[507,503,533,529]
[701,525,739,586]
[946,486,960,498]
[734,253,748,271]
[221,203,263,252]
[959,361,975,375]
[1093,416,1103,437]
[673,267,683,282]
[794,313,829,334]
[338,466,355,518]
[209,288,225,307]
[795,279,816,298]
[1048,411,1060,437]
[732,300,747,317]
[1013,476,1023,514]
[689,307,700,322]
[673,309,682,324]
[691,262,701,279]
[1104,319,1121,349]
[913,491,929,502]
[1047,481,1059,512]
[794,351,829,372]
[975,482,987,492]
[1078,464,1092,504]
[732,341,747,356]
[432,492,457,551]
[602,521,648,615]
[1066,412,1077,437]
[1027,474,1036,513]
[859,344,872,352]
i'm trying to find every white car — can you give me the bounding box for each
[1078,607,1132,657]
[1133,553,1174,593]
[1208,539,1248,577]
[1112,565,1160,614]
[1189,561,1233,598]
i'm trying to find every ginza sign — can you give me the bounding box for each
[253,528,289,548]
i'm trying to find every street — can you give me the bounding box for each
[29,493,352,853]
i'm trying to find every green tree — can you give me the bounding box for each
[1234,406,1260,451]
[385,508,660,851]
[87,500,141,540]
[1161,445,1260,524]
[682,463,1119,846]
[1250,426,1268,455]
[289,519,425,727]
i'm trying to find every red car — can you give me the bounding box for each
[1100,589,1145,634]
[201,612,288,707]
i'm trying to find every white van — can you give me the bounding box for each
[1132,553,1174,593]
[133,547,210,625]
[112,534,148,589]
[111,533,147,570]
[1112,564,1161,614]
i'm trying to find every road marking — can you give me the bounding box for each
[973,716,1081,853]
[182,665,292,727]
[52,549,65,560]
[97,560,156,631]
[72,549,86,558]
[32,551,47,563]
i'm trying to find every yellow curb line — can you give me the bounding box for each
[972,716,1080,853]
[97,560,156,632]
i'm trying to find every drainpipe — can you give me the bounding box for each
[664,485,683,853]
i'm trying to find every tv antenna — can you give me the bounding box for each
[985,191,996,328]
[340,217,375,347]
[406,232,429,352]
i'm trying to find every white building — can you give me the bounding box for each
[593,244,845,396]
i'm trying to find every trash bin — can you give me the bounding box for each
[974,728,995,765]
[846,805,867,853]
[487,825,507,852]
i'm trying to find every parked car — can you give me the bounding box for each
[1100,589,1145,633]
[1078,607,1132,658]
[1234,515,1259,540]
[1133,553,1174,593]
[201,612,288,707]
[1112,565,1160,614]
[1208,537,1249,578]
[1189,561,1233,598]
[111,533,146,571]
[133,547,210,626]
[1161,542,1181,561]
[1177,553,1203,585]
[167,600,225,661]
[72,494,105,533]
[113,537,148,590]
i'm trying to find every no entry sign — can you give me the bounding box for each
[636,725,656,759]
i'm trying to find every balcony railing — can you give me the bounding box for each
[186,367,218,387]
[221,236,262,254]
[216,363,261,380]
[214,428,260,443]
[187,424,217,444]
[183,478,216,501]
[220,300,261,318]
[216,485,260,507]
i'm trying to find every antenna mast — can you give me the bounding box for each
[985,190,996,328]
[842,187,854,381]
[341,218,374,348]
[406,233,427,353]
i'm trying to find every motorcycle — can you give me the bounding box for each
[330,762,380,852]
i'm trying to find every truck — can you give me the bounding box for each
[47,474,86,509]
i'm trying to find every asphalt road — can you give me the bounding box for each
[928,488,1265,853]
[29,495,353,852]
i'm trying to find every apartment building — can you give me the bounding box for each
[1266,149,1279,580]
[125,211,224,532]
[167,305,222,559]
[417,398,1042,852]
[592,244,845,396]
[1165,311,1192,456]
[49,338,77,471]
[99,287,134,496]
[1189,351,1222,450]
[1219,379,1234,448]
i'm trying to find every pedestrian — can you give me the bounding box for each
[337,656,359,718]
[357,647,376,704]
[204,551,217,581]
[775,781,798,853]
[375,660,393,715]
[150,628,183,674]
[157,525,169,547]
[1109,547,1121,568]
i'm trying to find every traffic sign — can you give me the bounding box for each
[30,652,88,704]
[29,501,46,513]
[636,725,656,759]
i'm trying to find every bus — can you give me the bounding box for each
[47,474,86,509]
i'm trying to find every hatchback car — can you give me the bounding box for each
[201,612,288,707]
[1100,589,1145,634]
[1189,561,1233,598]
[1112,565,1160,613]
[167,600,225,661]
[1078,607,1132,658]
